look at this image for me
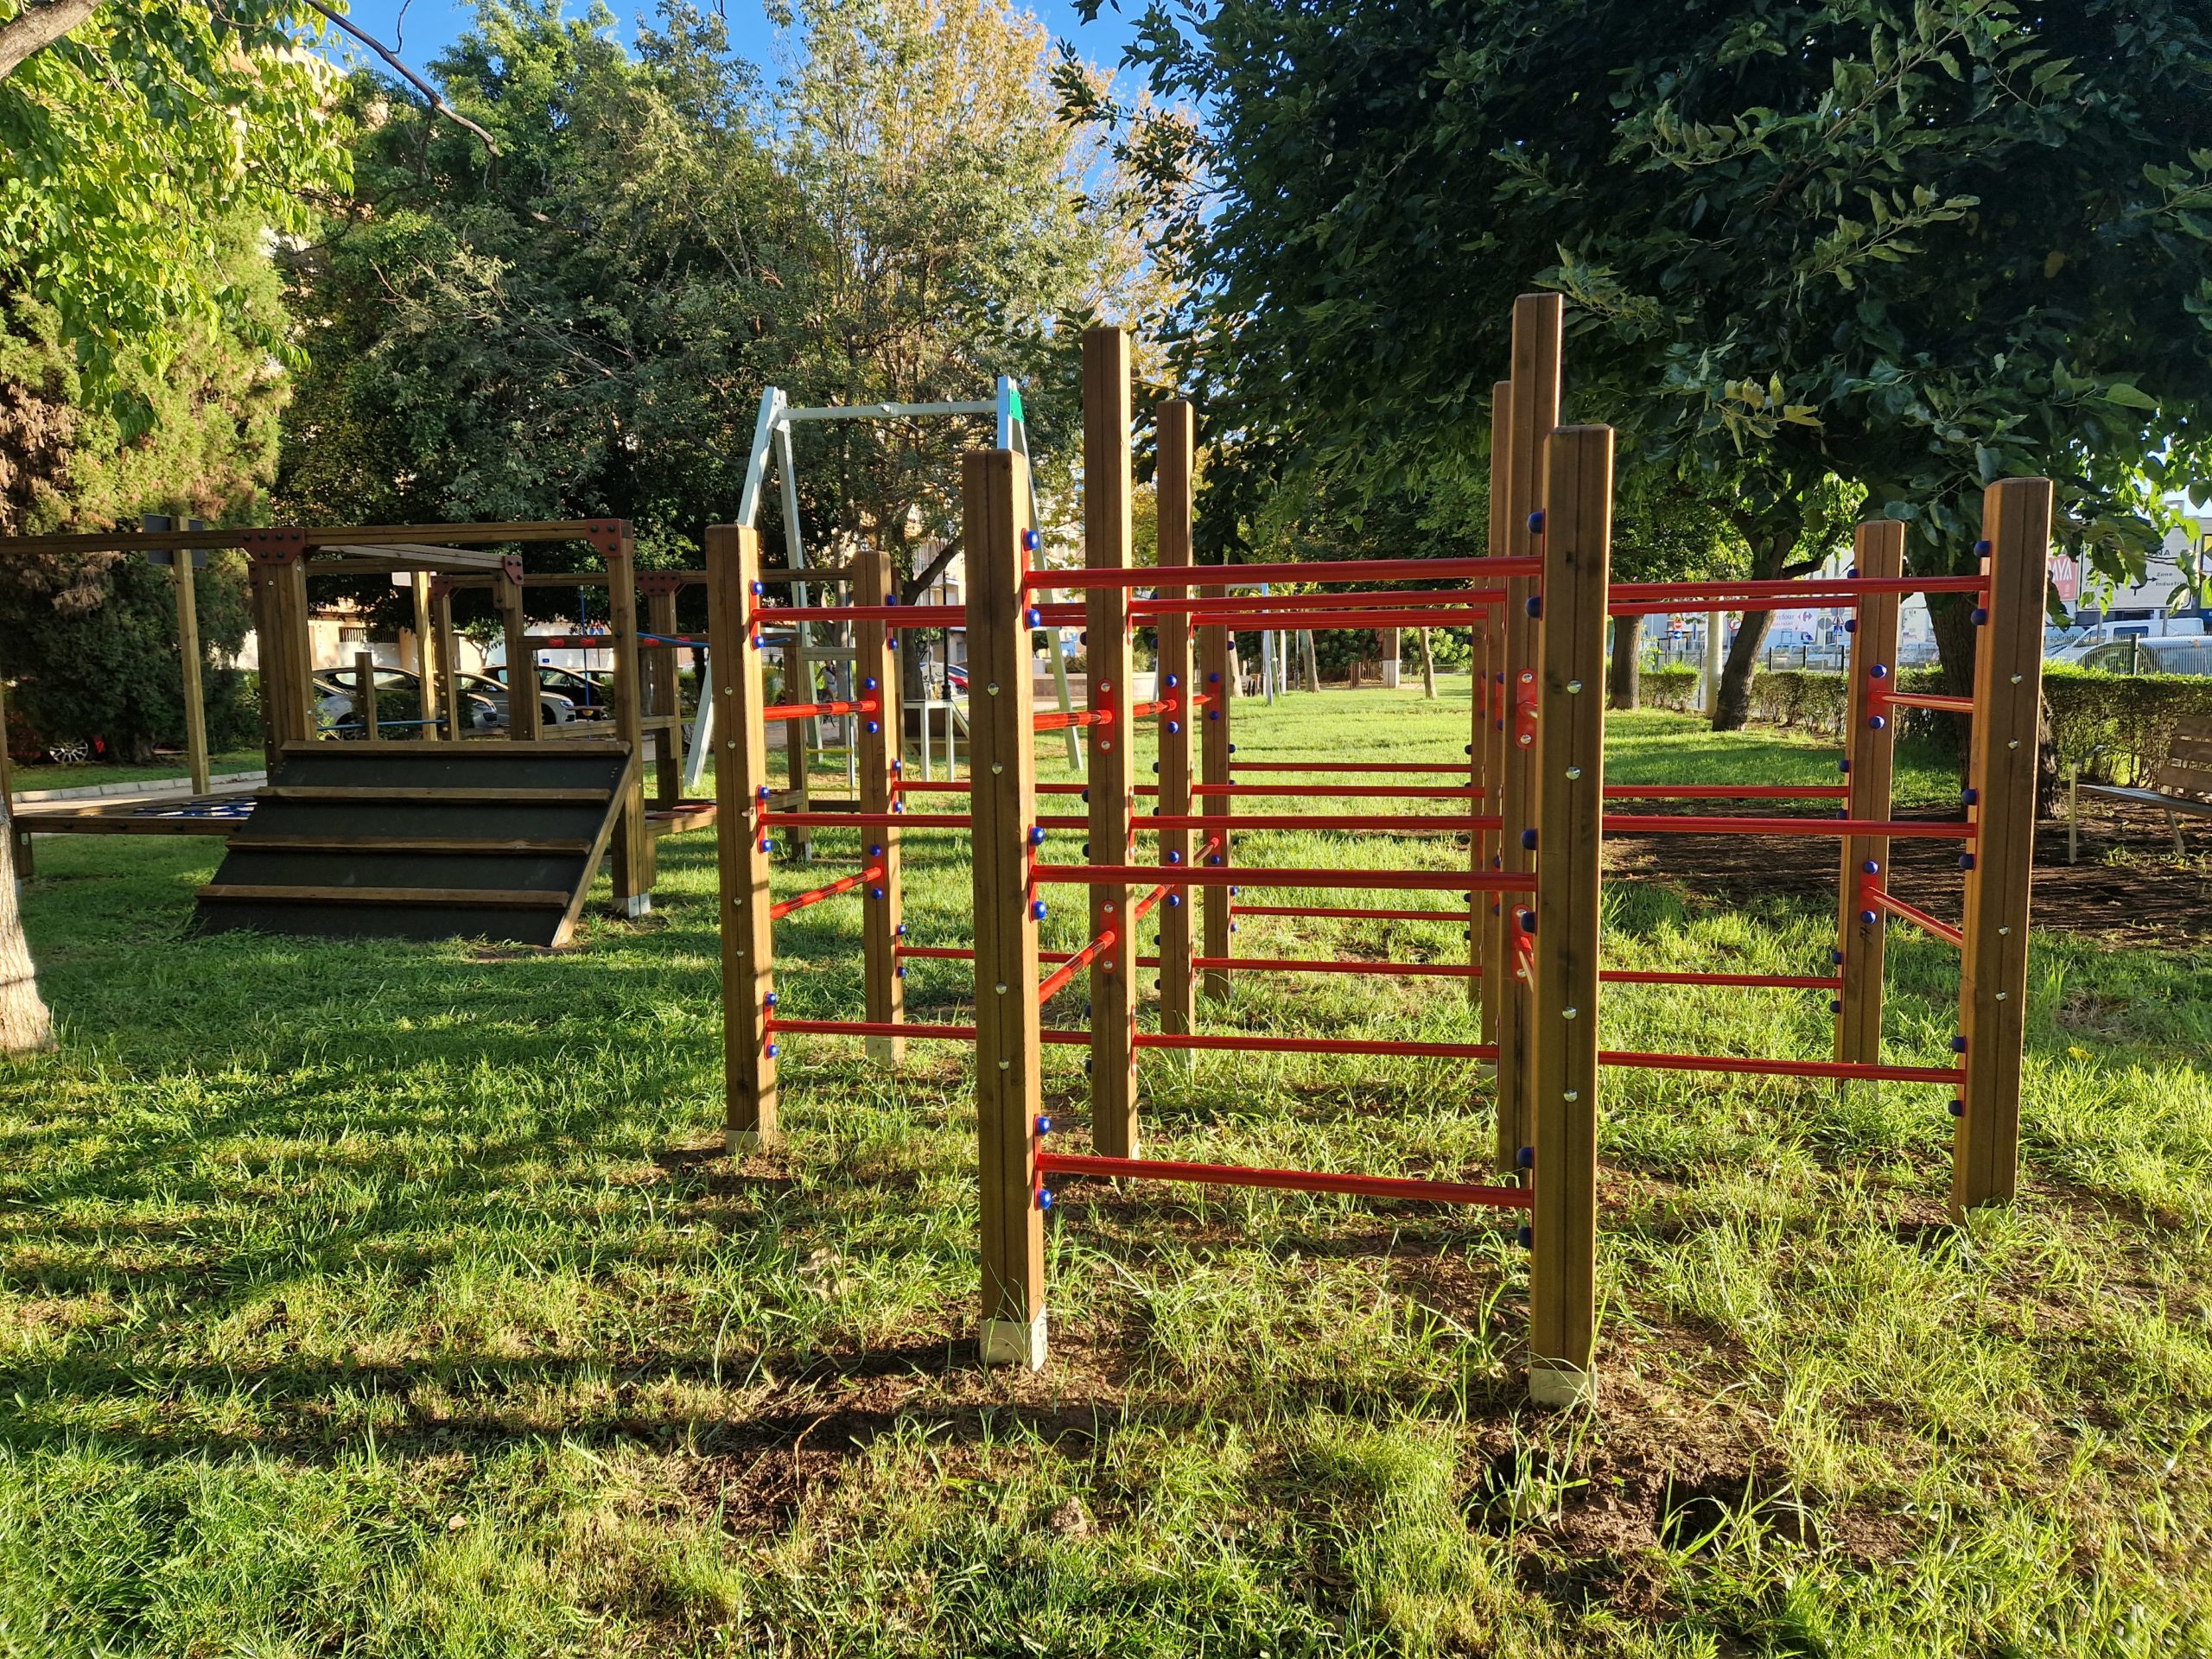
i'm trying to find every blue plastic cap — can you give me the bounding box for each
[1951,1034,1968,1053]
[1959,854,1976,871]
[895,921,907,936]
[1230,886,1241,896]
[1022,529,1040,551]
[1949,1099,1966,1116]
[864,677,879,690]
[1028,826,1046,846]
[1869,715,1887,731]
[1168,721,1181,734]
[1840,760,1852,774]
[1844,619,1858,633]
[1465,745,1474,756]
[1830,947,1844,964]
[750,580,764,594]
[766,1043,779,1058]
[1863,860,1881,875]
[1871,664,1890,679]
[1032,900,1048,920]
[1167,895,1182,908]
[1527,511,1545,533]
[1209,672,1220,683]
[1962,788,1979,805]
[1859,909,1878,925]
[1516,1145,1535,1170]
[1847,566,1859,579]
[1166,673,1179,688]
[1208,709,1221,721]
[867,721,880,734]
[1972,607,1989,626]
[870,887,884,899]
[765,992,779,1007]
[1516,1225,1534,1249]
[1167,850,1182,865]
[870,844,883,856]
[1209,855,1224,866]
[762,839,776,853]
[1974,539,1992,556]
[1038,1189,1054,1210]
[1522,828,1538,850]
[896,966,907,978]
[1526,596,1542,620]
[1026,608,1041,627]
[1036,1115,1053,1135]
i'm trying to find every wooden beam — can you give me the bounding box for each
[707,523,781,1153]
[1476,382,1510,1054]
[149,516,213,795]
[355,651,382,744]
[1528,423,1612,1410]
[1836,522,1904,1070]
[1953,478,2052,1213]
[646,588,682,807]
[497,563,544,743]
[432,584,465,741]
[855,546,906,1065]
[606,531,654,909]
[965,448,1047,1370]
[1084,327,1141,1160]
[1156,398,1197,1037]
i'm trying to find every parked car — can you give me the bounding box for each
[456,670,579,730]
[2075,637,2212,677]
[3,700,104,766]
[314,666,491,738]
[490,663,613,718]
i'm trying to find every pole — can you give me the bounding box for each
[1835,522,1904,1073]
[1157,399,1197,1037]
[856,547,905,1065]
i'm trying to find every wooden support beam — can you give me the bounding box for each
[606,532,655,911]
[1084,327,1141,1160]
[964,448,1047,1370]
[855,547,905,1065]
[647,588,683,808]
[497,563,543,743]
[1198,587,1234,1000]
[432,583,465,741]
[148,517,213,793]
[1491,296,1560,1172]
[1528,423,1613,1410]
[1474,381,1510,1039]
[1836,522,1904,1070]
[355,651,382,744]
[707,523,780,1153]
[1156,398,1197,1037]
[1953,478,2052,1213]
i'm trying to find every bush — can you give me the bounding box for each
[1638,664,1699,711]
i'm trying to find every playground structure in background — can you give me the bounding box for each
[752,306,2045,1404]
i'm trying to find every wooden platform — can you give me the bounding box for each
[193,741,639,946]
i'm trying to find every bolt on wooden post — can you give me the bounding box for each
[1084,327,1141,1158]
[1491,295,1561,1174]
[1835,521,1904,1071]
[707,523,780,1154]
[1527,423,1612,1411]
[1953,477,2051,1214]
[855,547,906,1065]
[966,448,1048,1370]
[1156,397,1198,1036]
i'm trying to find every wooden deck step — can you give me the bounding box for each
[198,883,571,908]
[228,836,597,855]
[262,785,612,804]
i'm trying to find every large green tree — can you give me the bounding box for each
[1086,0,2212,725]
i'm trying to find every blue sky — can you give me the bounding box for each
[320,0,1150,92]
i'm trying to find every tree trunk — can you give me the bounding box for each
[1607,617,1639,710]
[1418,629,1438,698]
[1710,609,1776,730]
[1928,594,1979,786]
[0,812,54,1053]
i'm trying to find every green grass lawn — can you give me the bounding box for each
[3,688,2209,1656]
[7,750,265,792]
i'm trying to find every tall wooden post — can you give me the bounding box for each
[707,524,780,1153]
[148,517,212,792]
[1953,478,2051,1213]
[855,547,906,1064]
[1156,398,1197,1036]
[598,522,655,912]
[1491,297,1561,1173]
[645,582,683,807]
[410,571,436,737]
[430,580,465,741]
[966,448,1047,1370]
[245,531,314,757]
[1198,587,1234,1000]
[1528,423,1612,1410]
[1084,327,1141,1158]
[496,556,543,742]
[354,650,382,742]
[1473,382,1511,1031]
[1836,522,1904,1069]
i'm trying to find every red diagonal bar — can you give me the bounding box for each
[1035,1151,1532,1210]
[1866,889,1966,948]
[765,1017,1090,1046]
[1038,926,1117,1003]
[769,864,882,920]
[1137,1032,1497,1059]
[1597,1049,1964,1084]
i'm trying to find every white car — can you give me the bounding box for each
[2074,636,2212,677]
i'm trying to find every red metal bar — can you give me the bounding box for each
[1152,610,1499,632]
[750,603,963,627]
[1149,812,1497,833]
[1033,709,1110,732]
[1604,814,1975,840]
[1192,784,1484,799]
[1226,762,1473,773]
[763,697,879,722]
[1029,555,1544,590]
[769,864,881,920]
[1034,864,1535,893]
[1135,589,1504,616]
[1602,969,1843,988]
[1227,904,1468,921]
[1866,889,1966,948]
[1601,785,1850,800]
[1611,575,1987,602]
[1596,1049,1964,1084]
[1039,926,1117,1002]
[1881,692,1976,715]
[766,1017,1090,1046]
[765,810,972,828]
[1139,1031,1497,1059]
[1132,880,1173,923]
[1188,956,1840,990]
[1035,1151,1533,1210]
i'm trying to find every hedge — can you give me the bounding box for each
[1638,664,1700,711]
[1743,664,2212,784]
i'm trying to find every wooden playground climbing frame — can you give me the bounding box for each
[709,309,2053,1406]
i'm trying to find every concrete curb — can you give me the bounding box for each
[14,768,266,805]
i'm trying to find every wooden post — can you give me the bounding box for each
[1198,588,1234,1001]
[431,581,465,741]
[855,547,906,1064]
[647,584,683,807]
[1474,381,1511,1033]
[1491,297,1560,1173]
[1084,327,1141,1158]
[601,525,655,911]
[354,650,381,743]
[245,531,314,757]
[1835,522,1904,1070]
[1528,423,1612,1410]
[1157,398,1197,1036]
[707,524,780,1153]
[966,448,1047,1370]
[410,570,435,737]
[148,517,213,792]
[1953,478,2051,1213]
[496,558,543,742]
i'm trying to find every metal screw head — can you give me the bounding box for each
[1517,734,1533,746]
[2007,739,2020,750]
[992,762,1005,775]
[995,982,1007,995]
[997,1058,1010,1071]
[1994,990,2008,1001]
[1998,925,2011,936]
[1561,1007,1579,1020]
[986,683,1001,695]
[1563,1090,1579,1103]
[1566,680,1583,694]
[1566,766,1582,780]
[2010,673,2023,684]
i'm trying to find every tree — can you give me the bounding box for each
[0,816,52,1053]
[1084,0,2212,726]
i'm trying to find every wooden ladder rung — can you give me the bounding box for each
[196,883,571,908]
[228,836,596,855]
[261,786,612,804]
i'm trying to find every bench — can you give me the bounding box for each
[2069,715,2212,860]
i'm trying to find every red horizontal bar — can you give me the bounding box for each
[1192,784,1484,799]
[1604,815,1974,839]
[766,1017,1090,1046]
[1155,610,1497,632]
[1035,1151,1532,1210]
[1029,555,1543,590]
[1150,813,1497,833]
[1227,904,1470,921]
[1881,692,1975,714]
[1602,969,1843,988]
[766,811,970,828]
[1139,1032,1497,1059]
[1135,590,1503,616]
[1601,785,1849,800]
[1611,575,1986,602]
[1598,1049,1964,1084]
[1033,708,1109,732]
[1226,762,1474,773]
[751,603,963,626]
[1866,889,1966,948]
[1198,955,1475,979]
[769,864,881,920]
[1039,926,1117,1002]
[764,698,878,722]
[1035,865,1534,893]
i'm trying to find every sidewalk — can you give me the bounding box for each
[11,769,266,807]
